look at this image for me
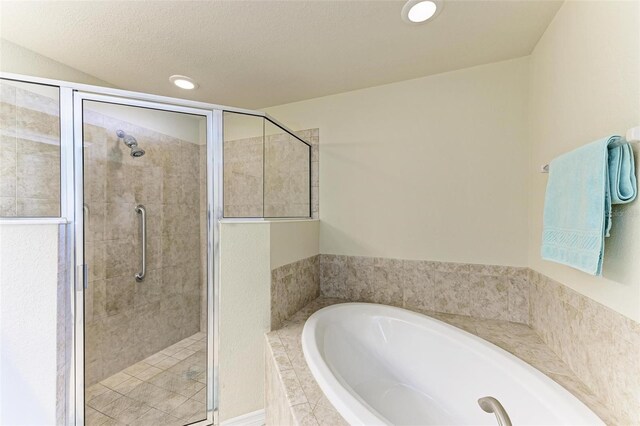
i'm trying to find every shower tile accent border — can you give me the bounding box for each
[265,297,617,426]
[319,254,530,324]
[271,255,320,330]
[529,270,640,425]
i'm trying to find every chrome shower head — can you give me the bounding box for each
[123,135,138,148]
[116,130,145,158]
[130,146,146,157]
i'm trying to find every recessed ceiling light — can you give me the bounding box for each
[169,75,198,90]
[402,0,442,24]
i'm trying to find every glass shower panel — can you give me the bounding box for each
[222,112,264,217]
[0,78,60,217]
[82,100,208,425]
[264,120,310,217]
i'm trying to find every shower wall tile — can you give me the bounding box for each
[198,143,208,333]
[104,238,135,278]
[84,111,205,385]
[264,130,310,218]
[223,135,263,217]
[271,255,321,330]
[223,128,318,218]
[318,255,530,324]
[86,242,106,282]
[0,83,16,130]
[0,196,15,215]
[0,82,61,217]
[86,208,106,246]
[16,198,59,216]
[0,145,16,197]
[529,270,640,425]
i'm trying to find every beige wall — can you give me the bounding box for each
[266,57,530,266]
[266,2,640,323]
[219,222,271,422]
[218,220,319,421]
[0,224,59,425]
[270,220,319,269]
[0,39,113,87]
[528,0,640,322]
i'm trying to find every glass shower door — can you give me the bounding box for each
[79,95,212,426]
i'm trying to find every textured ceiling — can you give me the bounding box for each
[0,0,562,109]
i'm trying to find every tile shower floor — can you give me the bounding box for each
[85,332,208,426]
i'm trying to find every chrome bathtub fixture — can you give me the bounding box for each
[116,129,145,157]
[135,204,146,282]
[478,397,513,426]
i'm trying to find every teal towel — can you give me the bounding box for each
[541,135,637,275]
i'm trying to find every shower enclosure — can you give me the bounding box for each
[80,97,212,425]
[0,73,311,426]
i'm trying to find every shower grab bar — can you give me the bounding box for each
[478,396,512,426]
[135,204,146,282]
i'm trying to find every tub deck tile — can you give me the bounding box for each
[265,297,617,426]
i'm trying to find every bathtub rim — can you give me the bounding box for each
[301,302,604,426]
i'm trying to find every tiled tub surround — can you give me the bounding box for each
[268,255,639,424]
[320,255,530,324]
[85,332,207,426]
[0,81,61,216]
[223,128,319,219]
[265,298,617,426]
[530,270,640,425]
[271,255,320,330]
[83,108,205,386]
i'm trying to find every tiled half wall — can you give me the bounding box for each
[320,255,530,323]
[529,270,640,424]
[270,254,640,424]
[271,255,320,330]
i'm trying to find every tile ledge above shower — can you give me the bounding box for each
[265,297,619,426]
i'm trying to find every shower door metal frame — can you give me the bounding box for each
[73,91,221,426]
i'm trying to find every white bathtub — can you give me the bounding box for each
[301,303,603,426]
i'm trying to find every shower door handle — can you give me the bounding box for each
[135,204,146,282]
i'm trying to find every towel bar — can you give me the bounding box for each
[541,126,640,173]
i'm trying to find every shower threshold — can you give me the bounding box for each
[85,332,208,426]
